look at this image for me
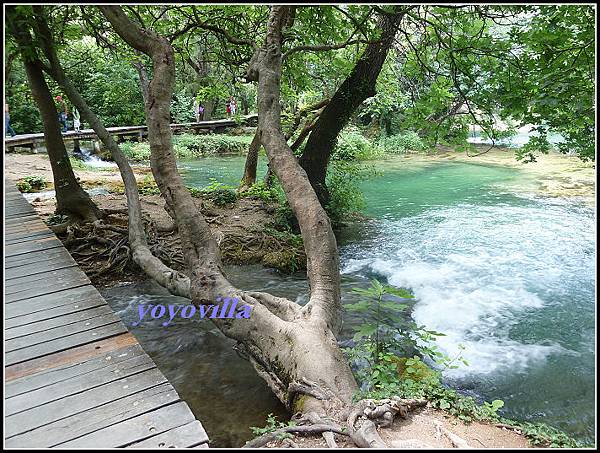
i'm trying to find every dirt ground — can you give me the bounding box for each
[264,406,533,448]
[4,152,151,190]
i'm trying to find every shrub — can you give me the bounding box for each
[120,141,151,161]
[333,126,383,161]
[199,180,237,206]
[379,131,426,154]
[118,134,252,161]
[16,175,47,193]
[173,133,250,156]
[325,161,378,224]
[238,182,283,204]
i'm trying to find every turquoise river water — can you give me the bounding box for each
[102,155,595,447]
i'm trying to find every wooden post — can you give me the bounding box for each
[73,138,81,154]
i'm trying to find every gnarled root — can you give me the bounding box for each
[243,423,348,448]
[347,397,428,448]
[434,420,474,448]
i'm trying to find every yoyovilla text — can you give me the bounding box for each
[132,296,252,327]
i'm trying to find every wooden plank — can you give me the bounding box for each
[5,383,180,447]
[128,420,209,449]
[57,402,199,448]
[5,343,146,397]
[6,305,116,340]
[6,246,75,269]
[5,259,78,280]
[5,333,138,382]
[5,285,104,320]
[6,264,89,292]
[5,268,91,303]
[5,235,64,257]
[5,230,55,245]
[3,214,42,225]
[4,223,50,236]
[6,353,156,416]
[6,312,123,352]
[5,367,168,438]
[5,321,127,366]
[6,294,107,329]
[4,266,89,288]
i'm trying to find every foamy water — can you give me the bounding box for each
[342,199,594,380]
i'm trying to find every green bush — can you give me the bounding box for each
[173,133,250,156]
[333,126,383,161]
[119,141,151,161]
[239,182,284,204]
[118,134,252,161]
[16,175,47,193]
[198,180,237,206]
[379,131,426,154]
[325,161,378,224]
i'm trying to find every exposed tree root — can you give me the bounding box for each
[434,420,474,448]
[243,422,348,448]
[242,394,428,448]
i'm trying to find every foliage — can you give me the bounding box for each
[173,133,251,156]
[198,179,237,206]
[250,413,297,440]
[378,131,426,154]
[137,174,160,195]
[332,126,383,161]
[239,182,284,204]
[119,141,151,161]
[16,175,47,192]
[46,212,69,225]
[509,420,587,448]
[325,160,378,225]
[119,134,252,161]
[344,279,450,385]
[171,89,196,124]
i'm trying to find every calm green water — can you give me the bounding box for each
[103,155,595,446]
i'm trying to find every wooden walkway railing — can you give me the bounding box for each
[5,114,258,152]
[4,182,209,448]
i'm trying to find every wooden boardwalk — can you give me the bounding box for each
[4,182,209,448]
[5,114,258,152]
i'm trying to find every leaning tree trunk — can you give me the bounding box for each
[30,5,190,297]
[100,5,359,419]
[239,129,261,191]
[6,7,102,222]
[298,6,406,206]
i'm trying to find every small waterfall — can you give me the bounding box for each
[74,143,117,168]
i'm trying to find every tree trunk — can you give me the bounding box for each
[6,7,102,222]
[298,7,406,206]
[239,129,260,191]
[203,99,214,120]
[101,5,358,418]
[30,5,190,297]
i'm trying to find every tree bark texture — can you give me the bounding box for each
[6,7,102,222]
[101,5,358,417]
[299,6,406,205]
